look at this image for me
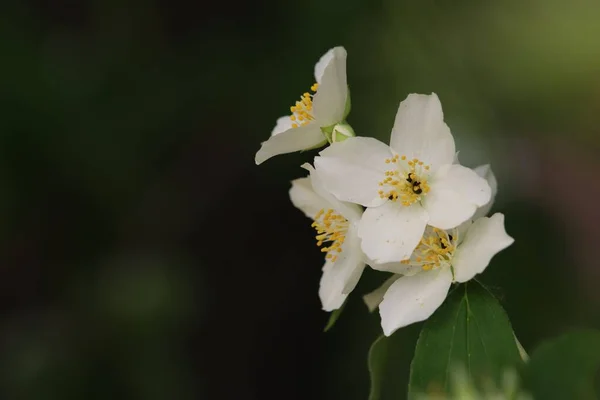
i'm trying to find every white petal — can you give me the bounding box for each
[314,47,337,84]
[455,219,472,246]
[358,201,428,263]
[453,151,461,164]
[312,47,348,126]
[319,231,365,311]
[472,164,498,219]
[379,268,453,336]
[289,177,331,219]
[314,137,391,207]
[389,93,455,171]
[301,163,362,223]
[474,164,497,196]
[424,164,491,229]
[271,115,294,136]
[319,260,346,311]
[339,229,367,294]
[363,275,400,312]
[368,259,422,276]
[255,124,325,165]
[452,213,514,283]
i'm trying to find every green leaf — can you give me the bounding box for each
[368,335,388,400]
[407,281,523,398]
[324,300,347,332]
[368,324,422,400]
[523,329,600,400]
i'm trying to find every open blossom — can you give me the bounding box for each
[364,213,514,336]
[289,164,365,311]
[362,162,497,312]
[314,93,491,263]
[255,47,352,165]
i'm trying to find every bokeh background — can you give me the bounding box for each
[1,0,600,399]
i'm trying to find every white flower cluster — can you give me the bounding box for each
[255,47,514,336]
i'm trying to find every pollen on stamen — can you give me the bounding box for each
[404,228,458,272]
[288,83,318,128]
[377,155,432,206]
[311,208,348,264]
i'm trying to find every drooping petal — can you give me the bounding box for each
[363,275,401,312]
[312,47,348,126]
[319,231,365,311]
[319,260,346,311]
[255,124,325,165]
[424,164,491,229]
[339,229,367,294]
[301,163,362,223]
[472,164,498,219]
[358,201,428,263]
[389,93,455,171]
[271,115,294,136]
[379,268,453,336]
[452,213,514,283]
[314,137,392,207]
[289,177,331,220]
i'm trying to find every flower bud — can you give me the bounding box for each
[321,121,356,144]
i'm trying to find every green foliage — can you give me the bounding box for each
[523,329,600,400]
[368,334,388,400]
[367,325,422,400]
[368,281,523,400]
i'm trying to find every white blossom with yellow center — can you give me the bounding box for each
[255,47,351,165]
[314,93,492,263]
[364,213,514,336]
[289,163,365,311]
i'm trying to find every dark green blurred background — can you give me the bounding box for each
[1,0,600,399]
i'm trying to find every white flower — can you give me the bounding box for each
[255,47,351,165]
[314,93,491,263]
[364,213,514,336]
[289,163,365,311]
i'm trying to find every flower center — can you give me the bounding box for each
[377,154,431,206]
[289,83,318,128]
[311,208,348,262]
[401,227,457,271]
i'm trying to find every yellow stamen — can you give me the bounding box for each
[377,155,431,206]
[311,208,349,263]
[287,83,318,128]
[404,227,458,272]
